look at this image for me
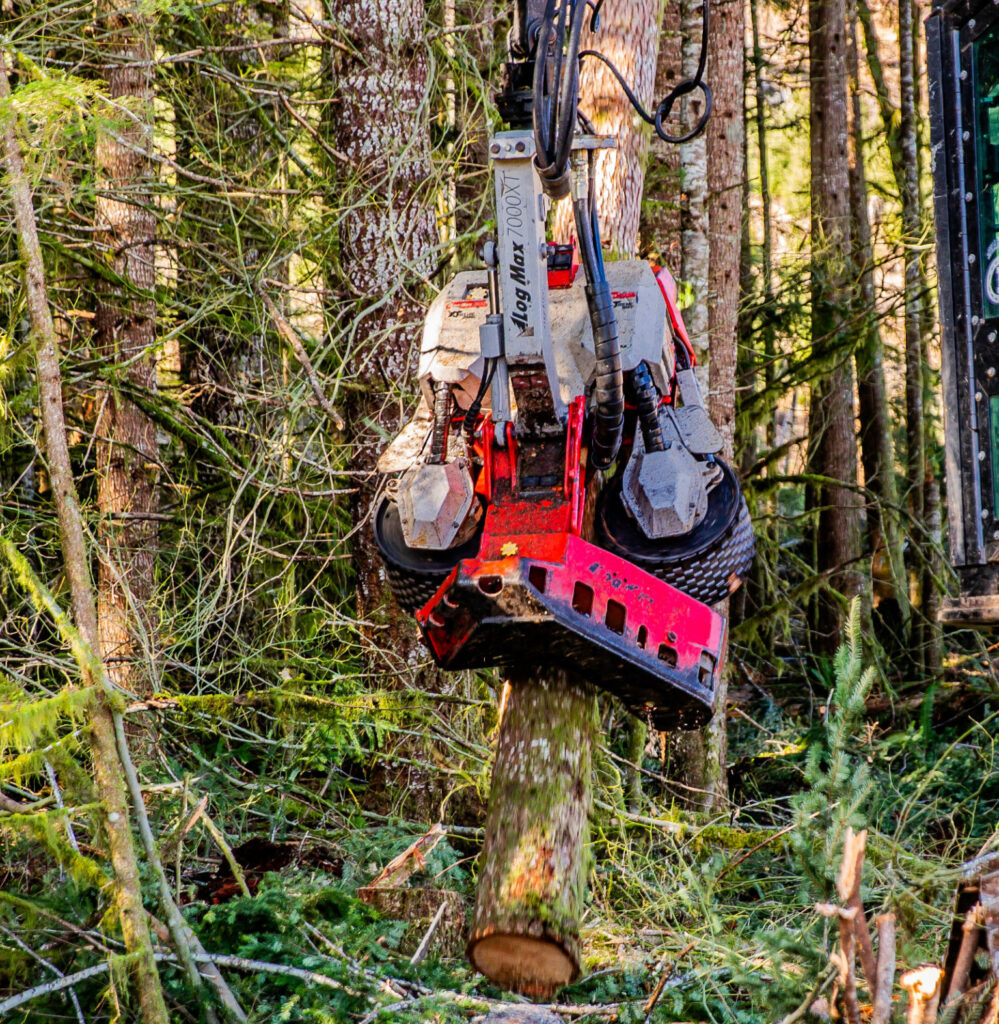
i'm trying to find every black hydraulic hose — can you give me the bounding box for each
[463,357,497,445]
[631,361,665,452]
[532,0,587,198]
[573,195,623,470]
[429,380,452,464]
[577,0,712,145]
[554,0,587,170]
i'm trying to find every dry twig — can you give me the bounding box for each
[817,902,861,1024]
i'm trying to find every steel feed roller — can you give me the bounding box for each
[372,0,755,729]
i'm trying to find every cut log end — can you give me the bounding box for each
[467,932,579,1000]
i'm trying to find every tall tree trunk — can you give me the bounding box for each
[553,0,661,255]
[666,0,745,811]
[639,0,683,275]
[681,0,710,374]
[326,0,450,818]
[899,0,926,620]
[94,1,159,698]
[0,48,169,1024]
[706,0,744,462]
[846,0,908,641]
[750,0,775,452]
[858,0,937,669]
[808,0,864,650]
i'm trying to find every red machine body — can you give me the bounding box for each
[410,398,727,729]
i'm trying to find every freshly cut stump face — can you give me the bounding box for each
[470,934,577,1000]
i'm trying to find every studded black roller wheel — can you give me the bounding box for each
[372,496,483,614]
[595,458,755,606]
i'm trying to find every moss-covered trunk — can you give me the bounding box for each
[467,671,598,1000]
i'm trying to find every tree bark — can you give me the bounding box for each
[639,0,683,275]
[858,0,937,667]
[899,0,923,511]
[807,0,864,649]
[706,0,744,460]
[668,0,745,811]
[899,0,925,549]
[681,0,710,374]
[94,1,159,698]
[467,671,598,1000]
[326,0,453,819]
[327,0,435,619]
[0,47,169,1024]
[846,0,908,638]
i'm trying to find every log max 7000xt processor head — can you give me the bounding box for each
[372,0,755,729]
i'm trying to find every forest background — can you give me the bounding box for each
[1,0,997,1021]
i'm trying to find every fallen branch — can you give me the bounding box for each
[0,950,363,1016]
[202,811,252,899]
[0,924,85,1024]
[408,901,447,966]
[642,941,696,1024]
[945,903,982,1004]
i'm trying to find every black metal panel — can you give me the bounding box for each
[930,0,999,616]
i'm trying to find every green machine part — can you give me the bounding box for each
[976,22,999,319]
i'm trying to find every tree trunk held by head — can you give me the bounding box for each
[467,671,598,999]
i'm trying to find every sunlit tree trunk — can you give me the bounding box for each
[846,0,908,641]
[326,0,449,817]
[680,0,710,373]
[94,2,158,696]
[326,0,435,609]
[807,0,865,650]
[750,0,774,450]
[899,0,925,555]
[858,0,939,671]
[665,0,744,812]
[639,0,682,274]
